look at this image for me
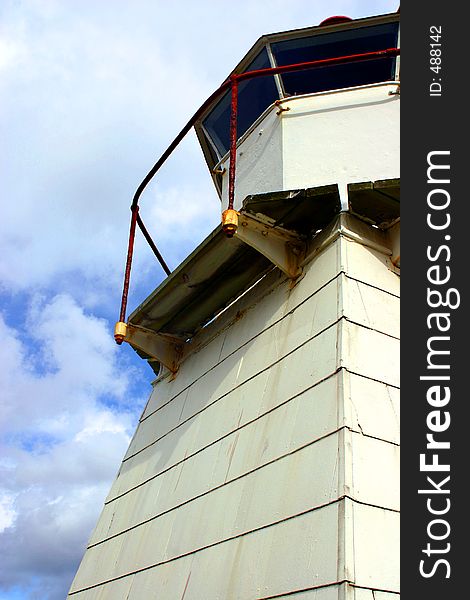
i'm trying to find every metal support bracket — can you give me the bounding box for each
[212,166,226,175]
[274,100,291,115]
[235,212,305,279]
[115,322,185,373]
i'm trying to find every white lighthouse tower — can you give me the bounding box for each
[69,11,400,599]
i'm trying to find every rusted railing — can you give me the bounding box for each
[116,47,400,340]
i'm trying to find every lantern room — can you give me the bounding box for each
[195,12,400,210]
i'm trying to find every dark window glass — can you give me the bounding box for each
[203,48,279,157]
[271,22,399,96]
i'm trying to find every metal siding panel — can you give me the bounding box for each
[350,502,400,592]
[341,237,399,298]
[110,323,339,502]
[89,374,341,546]
[69,535,125,595]
[343,371,399,444]
[127,276,340,459]
[76,505,341,599]
[138,237,342,423]
[78,436,338,592]
[85,434,342,580]
[341,275,400,339]
[352,589,375,600]
[340,320,399,388]
[350,431,399,511]
[218,272,340,366]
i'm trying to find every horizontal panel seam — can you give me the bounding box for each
[108,368,399,505]
[125,318,343,462]
[343,272,400,300]
[72,497,398,595]
[107,367,341,503]
[127,318,398,464]
[94,425,345,547]
[140,271,344,423]
[96,439,399,546]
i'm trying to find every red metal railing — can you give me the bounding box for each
[116,47,400,337]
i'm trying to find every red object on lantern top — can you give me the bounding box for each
[319,16,353,26]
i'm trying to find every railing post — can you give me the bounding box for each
[228,74,238,211]
[222,74,240,237]
[116,204,139,342]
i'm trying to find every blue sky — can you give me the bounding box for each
[0,1,398,598]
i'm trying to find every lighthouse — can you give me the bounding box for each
[69,11,400,599]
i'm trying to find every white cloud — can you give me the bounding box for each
[0,297,144,598]
[0,493,17,534]
[74,412,128,442]
[144,179,221,266]
[0,36,26,71]
[0,295,133,432]
[0,0,215,302]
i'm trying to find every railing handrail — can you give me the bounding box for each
[116,46,400,337]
